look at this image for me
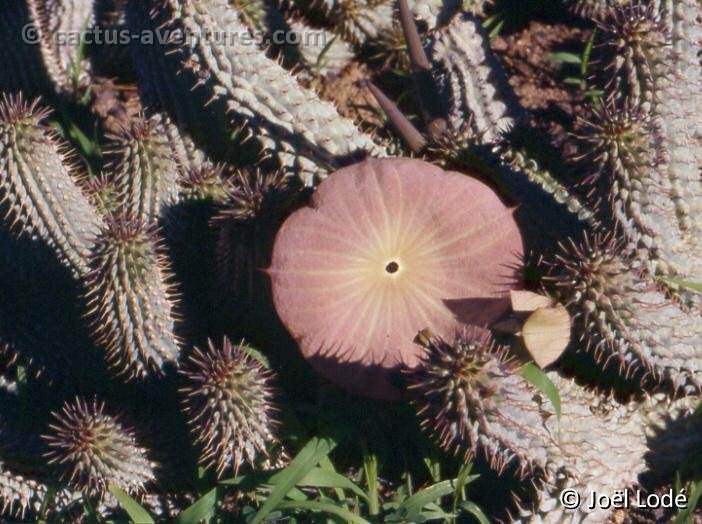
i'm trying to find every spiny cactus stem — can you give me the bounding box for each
[43,397,156,496]
[107,113,182,223]
[85,218,181,378]
[0,94,102,275]
[364,81,426,153]
[180,338,277,477]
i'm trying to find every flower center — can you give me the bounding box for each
[385,260,400,274]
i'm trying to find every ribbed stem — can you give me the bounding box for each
[109,114,182,223]
[0,95,102,276]
[127,0,384,184]
[84,218,180,378]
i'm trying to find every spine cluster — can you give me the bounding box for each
[43,397,156,495]
[180,338,277,478]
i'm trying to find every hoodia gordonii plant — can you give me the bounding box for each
[405,332,551,478]
[0,0,700,521]
[405,331,702,522]
[84,218,180,378]
[0,95,183,378]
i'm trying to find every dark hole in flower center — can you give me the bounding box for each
[385,261,400,274]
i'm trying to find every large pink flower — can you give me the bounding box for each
[269,158,523,399]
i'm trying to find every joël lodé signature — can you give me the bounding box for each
[560,488,689,511]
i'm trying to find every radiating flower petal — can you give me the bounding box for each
[269,158,524,399]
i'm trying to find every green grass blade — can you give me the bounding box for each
[277,500,371,524]
[581,28,597,77]
[660,278,702,294]
[675,480,702,524]
[318,456,346,503]
[459,501,490,524]
[584,89,605,97]
[240,344,272,368]
[218,469,307,501]
[546,52,582,65]
[108,485,155,524]
[83,496,102,524]
[362,446,379,515]
[298,467,368,501]
[488,19,504,40]
[50,117,102,165]
[176,487,218,524]
[521,363,561,420]
[418,509,453,521]
[452,462,479,519]
[219,469,278,487]
[314,35,338,68]
[247,425,346,524]
[388,480,456,522]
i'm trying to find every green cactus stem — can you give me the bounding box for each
[130,0,383,183]
[83,172,123,217]
[577,98,702,281]
[427,12,522,145]
[179,162,230,204]
[214,169,293,321]
[127,0,384,184]
[0,94,102,275]
[28,0,95,92]
[545,233,702,392]
[108,114,182,223]
[583,2,702,281]
[84,217,181,378]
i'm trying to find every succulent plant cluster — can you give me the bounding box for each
[0,0,701,522]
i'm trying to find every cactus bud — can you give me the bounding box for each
[180,338,277,478]
[43,397,156,495]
